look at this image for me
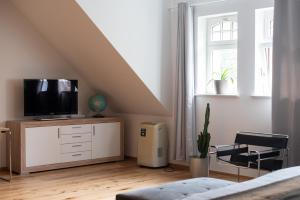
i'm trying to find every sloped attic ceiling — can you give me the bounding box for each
[76,0,173,113]
[12,0,170,116]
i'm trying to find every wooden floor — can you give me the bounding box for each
[0,159,249,200]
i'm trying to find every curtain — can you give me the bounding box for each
[175,2,197,161]
[272,0,300,166]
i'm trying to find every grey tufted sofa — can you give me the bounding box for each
[116,177,235,200]
[116,166,300,200]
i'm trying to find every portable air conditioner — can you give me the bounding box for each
[137,122,168,167]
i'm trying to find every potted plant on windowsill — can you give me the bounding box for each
[212,67,235,94]
[190,103,211,178]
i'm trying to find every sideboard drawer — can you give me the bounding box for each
[60,133,91,144]
[60,151,91,163]
[59,124,92,135]
[61,142,92,154]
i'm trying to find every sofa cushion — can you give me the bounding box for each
[183,166,300,200]
[116,177,235,200]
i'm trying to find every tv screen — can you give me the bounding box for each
[24,79,78,116]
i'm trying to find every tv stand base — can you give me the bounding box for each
[35,117,70,121]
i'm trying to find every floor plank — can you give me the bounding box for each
[0,159,249,200]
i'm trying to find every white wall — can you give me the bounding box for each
[111,1,272,175]
[0,0,95,167]
[6,0,274,178]
[75,0,173,112]
[170,0,273,177]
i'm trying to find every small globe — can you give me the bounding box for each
[88,94,107,113]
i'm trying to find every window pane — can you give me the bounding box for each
[212,23,221,32]
[233,30,238,40]
[223,21,231,30]
[255,8,273,96]
[222,31,231,40]
[211,49,237,76]
[207,49,237,92]
[266,19,273,39]
[233,22,238,30]
[208,16,237,42]
[212,31,221,41]
[256,46,272,96]
[270,20,273,37]
[208,48,237,93]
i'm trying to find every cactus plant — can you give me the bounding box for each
[197,103,211,158]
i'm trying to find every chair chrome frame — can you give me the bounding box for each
[211,131,289,182]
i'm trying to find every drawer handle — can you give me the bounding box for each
[72,145,82,148]
[72,136,82,138]
[72,154,82,157]
[72,126,82,129]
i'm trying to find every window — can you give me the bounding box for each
[197,14,238,94]
[255,8,274,96]
[209,16,238,41]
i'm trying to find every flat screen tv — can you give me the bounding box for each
[24,79,78,117]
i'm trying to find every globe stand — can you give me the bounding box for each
[93,113,105,118]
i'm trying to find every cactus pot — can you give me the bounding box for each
[190,156,209,178]
[214,80,229,94]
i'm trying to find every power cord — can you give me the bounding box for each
[163,165,176,172]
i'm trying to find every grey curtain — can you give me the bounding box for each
[175,2,197,161]
[272,0,300,166]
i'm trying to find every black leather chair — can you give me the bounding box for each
[211,132,289,181]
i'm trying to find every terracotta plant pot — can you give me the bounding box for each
[214,80,230,94]
[190,156,209,178]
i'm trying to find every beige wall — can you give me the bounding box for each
[12,0,169,116]
[0,0,95,167]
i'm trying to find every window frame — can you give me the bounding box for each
[207,15,238,44]
[193,1,274,97]
[254,7,274,96]
[206,45,237,93]
[200,14,238,94]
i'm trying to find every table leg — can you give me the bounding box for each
[0,130,12,182]
[9,131,12,181]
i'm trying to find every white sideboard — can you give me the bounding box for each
[6,118,124,174]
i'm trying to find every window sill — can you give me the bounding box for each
[196,93,240,98]
[251,95,271,99]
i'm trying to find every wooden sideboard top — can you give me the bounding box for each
[6,117,123,127]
